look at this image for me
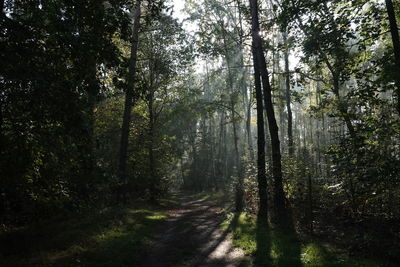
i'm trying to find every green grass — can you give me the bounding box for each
[222,213,395,267]
[0,205,168,266]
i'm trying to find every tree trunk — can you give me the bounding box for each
[249,0,268,220]
[246,91,255,160]
[332,74,356,138]
[283,32,294,157]
[148,89,156,201]
[250,0,287,223]
[209,114,217,190]
[307,172,313,233]
[236,0,255,161]
[253,51,268,219]
[219,19,243,211]
[117,0,142,186]
[385,0,400,115]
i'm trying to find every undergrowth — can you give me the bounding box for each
[0,203,168,266]
[222,212,396,267]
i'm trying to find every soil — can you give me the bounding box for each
[139,193,250,267]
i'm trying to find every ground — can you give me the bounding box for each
[140,193,250,267]
[1,192,393,266]
[0,193,249,267]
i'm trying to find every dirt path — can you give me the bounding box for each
[139,194,250,267]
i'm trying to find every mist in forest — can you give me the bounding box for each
[1,0,399,266]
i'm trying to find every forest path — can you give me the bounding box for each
[140,193,250,267]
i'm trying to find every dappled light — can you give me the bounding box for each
[1,0,400,266]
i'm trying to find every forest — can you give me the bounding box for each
[1,0,399,266]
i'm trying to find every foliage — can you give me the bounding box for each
[0,203,168,266]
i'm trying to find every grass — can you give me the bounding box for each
[222,213,396,267]
[0,204,169,266]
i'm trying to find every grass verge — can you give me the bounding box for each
[0,204,169,266]
[222,212,395,267]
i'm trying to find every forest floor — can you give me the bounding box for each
[0,192,250,267]
[1,192,395,267]
[139,192,250,267]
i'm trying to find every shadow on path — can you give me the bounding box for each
[140,193,246,267]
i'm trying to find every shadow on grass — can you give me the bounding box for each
[0,207,168,267]
[254,216,271,266]
[269,224,302,267]
[227,212,396,267]
[254,214,302,267]
[226,212,301,267]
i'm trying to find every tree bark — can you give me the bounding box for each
[250,0,287,222]
[118,0,142,186]
[249,0,268,220]
[283,32,294,157]
[385,0,400,115]
[307,172,313,233]
[253,49,268,219]
[148,89,156,200]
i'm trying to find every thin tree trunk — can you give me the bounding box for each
[250,0,287,223]
[148,89,156,200]
[283,32,294,157]
[189,124,199,191]
[236,0,255,161]
[219,19,243,210]
[209,114,217,190]
[307,172,313,233]
[332,74,355,138]
[118,0,142,186]
[246,91,255,160]
[385,0,400,115]
[218,111,225,185]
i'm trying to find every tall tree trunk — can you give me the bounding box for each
[283,32,294,157]
[117,0,141,186]
[253,49,268,219]
[81,60,98,197]
[307,172,313,233]
[148,89,156,201]
[219,19,243,211]
[190,129,199,191]
[249,0,268,220]
[249,0,287,223]
[209,114,217,190]
[385,0,400,115]
[236,0,255,161]
[246,91,255,160]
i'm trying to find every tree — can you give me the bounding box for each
[118,0,142,188]
[385,0,400,115]
[249,0,287,222]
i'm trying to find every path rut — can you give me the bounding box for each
[139,194,250,267]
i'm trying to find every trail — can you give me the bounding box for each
[140,194,250,267]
